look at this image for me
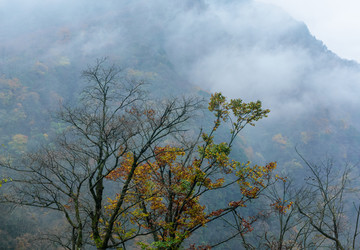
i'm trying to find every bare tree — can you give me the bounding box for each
[234,151,360,250]
[258,179,318,250]
[232,178,311,250]
[1,58,200,249]
[295,151,360,250]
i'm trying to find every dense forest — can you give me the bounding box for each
[1,0,360,249]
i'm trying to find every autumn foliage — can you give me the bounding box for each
[104,93,277,249]
[1,62,278,250]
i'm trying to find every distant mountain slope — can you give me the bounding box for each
[1,0,360,164]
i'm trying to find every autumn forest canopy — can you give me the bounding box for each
[1,0,360,249]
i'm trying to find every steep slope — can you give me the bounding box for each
[2,0,359,163]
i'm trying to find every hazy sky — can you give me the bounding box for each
[256,0,360,62]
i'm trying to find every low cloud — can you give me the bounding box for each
[1,0,360,126]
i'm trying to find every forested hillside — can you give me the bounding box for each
[1,0,360,249]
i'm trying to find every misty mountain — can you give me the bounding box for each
[2,0,360,248]
[1,0,359,165]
